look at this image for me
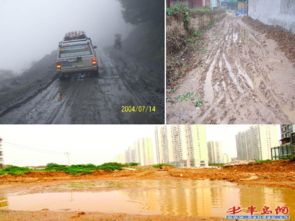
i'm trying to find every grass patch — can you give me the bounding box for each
[152,163,173,169]
[124,162,139,167]
[176,92,203,107]
[209,163,225,167]
[255,160,272,164]
[45,163,124,175]
[0,162,140,176]
[0,166,31,175]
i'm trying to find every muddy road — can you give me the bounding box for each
[167,14,295,124]
[0,50,164,124]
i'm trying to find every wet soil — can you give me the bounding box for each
[0,161,294,221]
[0,49,164,124]
[1,161,294,188]
[167,14,295,124]
[0,211,224,221]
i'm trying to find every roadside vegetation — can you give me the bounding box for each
[166,4,225,88]
[152,163,173,169]
[0,166,32,175]
[208,163,225,167]
[254,159,272,164]
[0,162,139,176]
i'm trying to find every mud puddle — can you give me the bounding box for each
[1,180,294,218]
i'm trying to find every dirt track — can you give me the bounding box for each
[167,14,295,124]
[0,49,164,124]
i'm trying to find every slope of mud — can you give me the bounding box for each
[167,14,295,124]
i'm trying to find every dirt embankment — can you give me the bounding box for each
[166,10,225,87]
[243,17,295,64]
[0,51,57,117]
[0,161,294,189]
[169,160,295,189]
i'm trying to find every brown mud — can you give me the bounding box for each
[0,161,294,221]
[167,14,295,124]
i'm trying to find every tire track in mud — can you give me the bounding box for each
[0,50,164,124]
[0,75,58,118]
[167,14,295,123]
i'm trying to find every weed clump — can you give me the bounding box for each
[152,163,173,169]
[0,166,31,175]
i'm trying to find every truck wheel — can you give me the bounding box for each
[59,74,66,81]
[93,69,99,78]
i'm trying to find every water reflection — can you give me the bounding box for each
[0,180,294,218]
[0,195,8,209]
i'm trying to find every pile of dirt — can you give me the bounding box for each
[224,160,295,173]
[243,16,295,64]
[168,160,295,188]
[0,168,164,183]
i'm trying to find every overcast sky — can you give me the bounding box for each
[0,0,132,73]
[0,125,281,167]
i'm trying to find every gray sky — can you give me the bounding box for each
[0,125,280,167]
[0,125,155,166]
[0,0,132,73]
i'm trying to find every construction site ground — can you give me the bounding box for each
[0,160,294,221]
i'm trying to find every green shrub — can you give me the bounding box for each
[152,163,173,169]
[124,162,139,167]
[255,159,272,164]
[1,162,134,176]
[209,163,224,167]
[167,4,191,31]
[97,162,124,171]
[0,166,31,175]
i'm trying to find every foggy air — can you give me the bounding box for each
[0,0,132,73]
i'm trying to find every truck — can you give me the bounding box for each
[56,31,99,80]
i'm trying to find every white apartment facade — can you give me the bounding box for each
[236,125,279,160]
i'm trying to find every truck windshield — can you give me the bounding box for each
[59,44,92,58]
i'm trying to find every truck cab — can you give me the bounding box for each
[56,31,99,80]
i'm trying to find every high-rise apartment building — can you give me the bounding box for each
[207,141,223,164]
[0,138,3,168]
[190,125,208,167]
[143,138,154,165]
[271,124,295,160]
[158,125,208,167]
[236,125,279,160]
[122,125,208,167]
[155,126,169,164]
[281,124,295,141]
[166,125,181,165]
[121,137,155,166]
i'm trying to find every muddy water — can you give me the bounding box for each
[0,180,294,218]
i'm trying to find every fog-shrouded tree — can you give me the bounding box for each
[116,0,164,73]
[118,0,164,25]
